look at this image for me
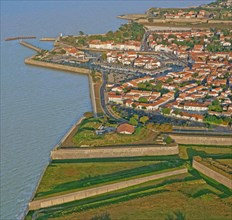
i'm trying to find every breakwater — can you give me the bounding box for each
[25,58,90,74]
[193,158,232,189]
[51,144,179,159]
[5,36,36,41]
[20,41,42,53]
[29,167,187,210]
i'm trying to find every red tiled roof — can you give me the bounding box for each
[117,123,135,134]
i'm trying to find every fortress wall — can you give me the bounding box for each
[169,134,232,146]
[51,145,179,159]
[29,168,187,210]
[193,159,232,189]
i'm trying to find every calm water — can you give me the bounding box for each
[0,1,212,219]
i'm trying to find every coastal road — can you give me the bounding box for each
[100,70,127,123]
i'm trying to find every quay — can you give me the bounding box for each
[20,41,42,53]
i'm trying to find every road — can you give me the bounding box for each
[99,70,127,123]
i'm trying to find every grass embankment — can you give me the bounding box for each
[26,172,232,220]
[61,117,159,147]
[179,144,232,160]
[34,160,184,200]
[197,157,232,179]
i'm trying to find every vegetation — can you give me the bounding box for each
[162,108,171,115]
[60,22,145,47]
[35,160,184,199]
[203,114,232,126]
[26,171,232,220]
[91,212,111,220]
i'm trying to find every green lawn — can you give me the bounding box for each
[70,117,159,147]
[26,173,232,220]
[35,160,184,200]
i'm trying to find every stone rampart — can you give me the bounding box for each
[169,134,232,146]
[193,159,232,189]
[29,168,187,210]
[51,144,179,159]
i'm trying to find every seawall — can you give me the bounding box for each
[193,159,232,189]
[20,41,42,53]
[51,144,179,159]
[169,133,232,146]
[29,167,187,210]
[25,58,90,75]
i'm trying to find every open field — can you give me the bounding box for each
[34,160,184,200]
[63,117,160,147]
[26,172,232,220]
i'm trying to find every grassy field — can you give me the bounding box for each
[179,145,232,160]
[35,160,184,200]
[26,172,232,220]
[70,117,159,147]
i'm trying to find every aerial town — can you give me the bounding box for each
[35,24,232,127]
[13,0,232,219]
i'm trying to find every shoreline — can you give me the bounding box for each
[23,58,98,219]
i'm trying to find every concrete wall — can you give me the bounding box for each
[51,144,179,159]
[193,159,232,189]
[169,134,232,146]
[29,168,187,210]
[25,58,91,75]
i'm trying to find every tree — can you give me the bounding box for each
[165,136,173,144]
[102,52,107,60]
[79,31,85,36]
[140,116,149,125]
[154,81,162,92]
[138,97,148,103]
[106,31,114,38]
[162,108,171,115]
[129,117,138,126]
[132,103,137,108]
[133,114,139,120]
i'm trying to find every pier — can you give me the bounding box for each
[40,38,56,41]
[19,41,42,53]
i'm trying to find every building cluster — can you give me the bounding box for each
[106,51,161,69]
[164,10,210,19]
[89,40,141,51]
[147,30,232,58]
[107,45,232,122]
[62,46,86,60]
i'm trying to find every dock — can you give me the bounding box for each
[19,41,42,53]
[40,38,56,41]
